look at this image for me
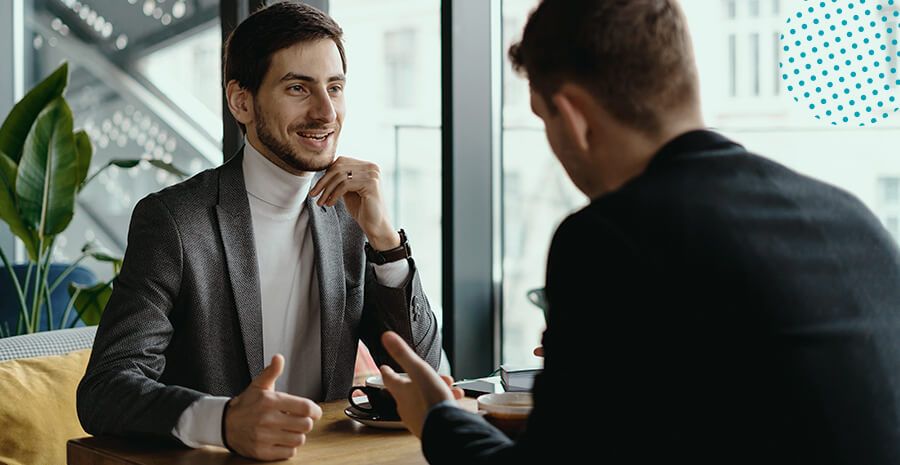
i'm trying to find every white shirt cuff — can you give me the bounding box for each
[373,259,411,288]
[171,396,230,448]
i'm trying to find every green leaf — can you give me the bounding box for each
[16,97,78,241]
[73,130,92,189]
[148,160,188,179]
[67,281,112,326]
[0,63,68,163]
[109,159,140,169]
[0,150,37,260]
[84,248,122,267]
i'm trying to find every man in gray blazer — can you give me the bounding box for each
[77,2,440,461]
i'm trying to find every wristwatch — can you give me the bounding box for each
[365,229,412,264]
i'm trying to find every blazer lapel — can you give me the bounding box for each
[307,188,346,399]
[216,150,265,380]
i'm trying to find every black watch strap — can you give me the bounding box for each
[365,229,411,265]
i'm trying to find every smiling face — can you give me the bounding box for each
[243,39,346,174]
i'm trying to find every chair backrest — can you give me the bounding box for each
[0,326,97,362]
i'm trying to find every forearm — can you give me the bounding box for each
[421,403,518,465]
[77,364,205,441]
[364,260,441,370]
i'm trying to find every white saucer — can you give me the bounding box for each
[344,401,406,430]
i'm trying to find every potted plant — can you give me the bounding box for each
[0,62,186,337]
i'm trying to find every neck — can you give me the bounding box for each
[587,107,704,198]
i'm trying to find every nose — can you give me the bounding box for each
[308,88,337,123]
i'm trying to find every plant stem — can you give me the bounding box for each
[69,277,114,328]
[60,286,78,330]
[66,287,82,329]
[80,161,112,190]
[47,253,89,293]
[22,261,33,303]
[29,238,46,333]
[0,242,30,333]
[41,238,55,331]
[44,272,54,331]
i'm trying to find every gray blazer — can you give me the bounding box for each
[77,150,440,442]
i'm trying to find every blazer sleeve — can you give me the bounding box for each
[77,194,205,442]
[359,256,441,372]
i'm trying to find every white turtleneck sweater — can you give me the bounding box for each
[171,140,410,448]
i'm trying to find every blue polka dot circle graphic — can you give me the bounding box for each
[781,0,900,126]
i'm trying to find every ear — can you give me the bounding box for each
[552,84,593,153]
[225,80,254,126]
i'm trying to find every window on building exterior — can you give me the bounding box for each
[500,0,900,366]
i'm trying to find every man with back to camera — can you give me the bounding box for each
[378,0,900,463]
[76,2,441,461]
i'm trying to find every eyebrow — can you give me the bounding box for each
[279,72,346,83]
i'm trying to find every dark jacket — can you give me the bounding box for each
[422,130,900,464]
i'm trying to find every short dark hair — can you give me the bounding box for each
[509,0,699,135]
[223,1,346,96]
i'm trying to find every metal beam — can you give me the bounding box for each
[0,1,24,260]
[29,17,222,166]
[442,0,502,379]
[221,0,265,161]
[112,6,222,66]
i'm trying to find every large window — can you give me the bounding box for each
[500,0,900,366]
[501,0,582,367]
[329,0,443,322]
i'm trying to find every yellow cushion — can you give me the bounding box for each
[0,348,91,465]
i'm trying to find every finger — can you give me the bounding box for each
[268,430,307,448]
[381,332,434,380]
[379,364,409,392]
[321,179,350,207]
[268,411,316,434]
[310,157,350,197]
[533,346,545,357]
[279,416,316,435]
[451,387,465,400]
[270,393,323,420]
[440,375,456,388]
[252,354,284,391]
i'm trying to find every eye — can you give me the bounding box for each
[287,84,307,94]
[329,84,344,93]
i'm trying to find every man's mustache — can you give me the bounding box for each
[289,122,339,132]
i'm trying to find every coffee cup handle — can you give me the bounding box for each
[348,386,377,413]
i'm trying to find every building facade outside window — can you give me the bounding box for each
[500,0,900,366]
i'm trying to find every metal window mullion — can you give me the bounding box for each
[442,0,499,379]
[220,0,265,160]
[0,1,22,261]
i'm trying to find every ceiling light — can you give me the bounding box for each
[172,1,185,19]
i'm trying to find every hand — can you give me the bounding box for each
[223,354,323,460]
[379,331,464,438]
[309,156,399,250]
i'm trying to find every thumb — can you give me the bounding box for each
[252,354,284,391]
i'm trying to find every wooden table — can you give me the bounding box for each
[67,398,477,465]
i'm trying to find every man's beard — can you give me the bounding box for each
[254,103,335,172]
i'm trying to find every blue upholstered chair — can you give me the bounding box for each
[0,264,98,334]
